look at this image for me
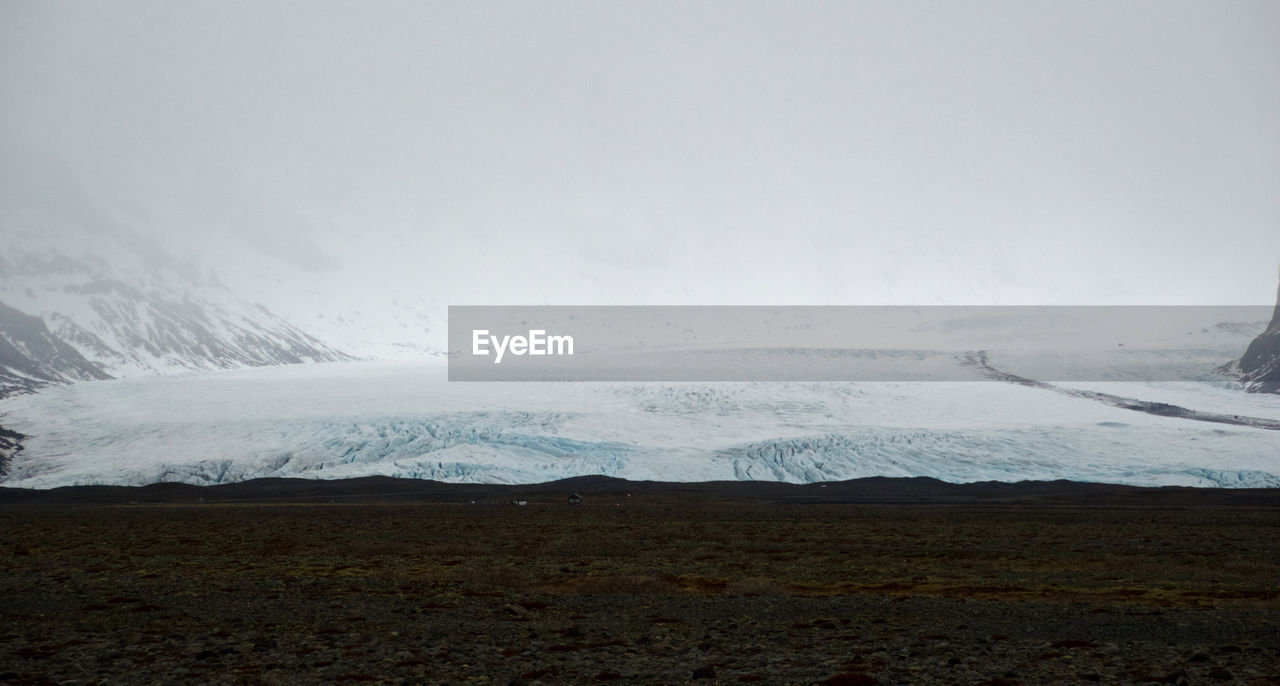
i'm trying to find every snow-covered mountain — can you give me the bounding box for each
[0,298,110,397]
[0,174,351,397]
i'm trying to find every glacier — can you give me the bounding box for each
[1,355,1278,489]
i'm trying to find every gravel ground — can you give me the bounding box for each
[2,499,1277,685]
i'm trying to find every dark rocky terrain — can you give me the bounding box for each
[0,424,24,477]
[5,474,1280,507]
[3,477,1278,685]
[1237,267,1280,393]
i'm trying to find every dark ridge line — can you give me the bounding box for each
[2,473,1279,507]
[964,351,1280,431]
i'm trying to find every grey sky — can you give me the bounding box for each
[3,0,1278,306]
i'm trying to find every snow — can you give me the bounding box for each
[0,202,346,377]
[2,357,1277,489]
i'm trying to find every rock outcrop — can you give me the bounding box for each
[0,424,24,476]
[1239,267,1280,393]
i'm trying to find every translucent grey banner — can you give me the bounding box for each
[447,306,1271,382]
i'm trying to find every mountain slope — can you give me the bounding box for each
[1237,267,1280,393]
[0,189,351,384]
[0,298,110,397]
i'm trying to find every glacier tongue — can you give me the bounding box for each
[1,359,1277,489]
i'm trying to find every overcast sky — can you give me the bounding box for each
[3,0,1279,306]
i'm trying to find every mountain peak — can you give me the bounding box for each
[1272,264,1280,331]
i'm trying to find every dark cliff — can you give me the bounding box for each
[1239,267,1280,393]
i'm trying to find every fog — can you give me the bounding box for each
[3,0,1279,307]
